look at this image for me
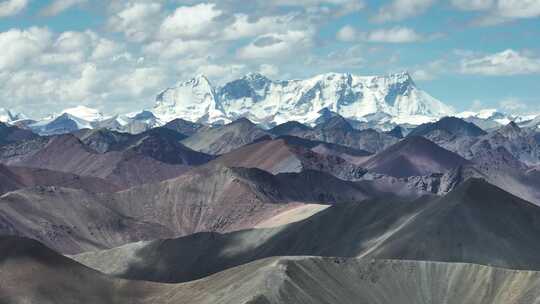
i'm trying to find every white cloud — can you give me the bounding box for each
[0,0,28,17]
[112,67,166,97]
[259,64,280,77]
[196,64,246,81]
[91,38,124,60]
[237,30,313,60]
[0,27,167,116]
[337,26,425,43]
[159,3,222,40]
[305,44,364,70]
[0,27,52,69]
[460,49,540,75]
[496,0,540,18]
[372,0,435,22]
[143,39,212,59]
[411,69,434,80]
[366,27,424,43]
[40,0,87,16]
[222,14,296,40]
[451,0,540,25]
[451,0,493,11]
[499,97,526,111]
[336,25,357,42]
[107,1,162,42]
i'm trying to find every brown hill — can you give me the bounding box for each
[4,236,540,304]
[362,136,470,178]
[74,179,540,283]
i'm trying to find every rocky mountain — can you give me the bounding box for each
[466,122,540,167]
[408,116,486,138]
[0,108,26,123]
[212,137,370,180]
[0,162,400,254]
[3,134,192,189]
[5,236,540,304]
[74,127,213,165]
[153,72,453,127]
[73,179,540,284]
[362,136,470,178]
[163,118,204,136]
[0,164,120,194]
[181,118,270,154]
[0,122,38,145]
[269,115,398,153]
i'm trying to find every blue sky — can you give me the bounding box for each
[1,0,539,118]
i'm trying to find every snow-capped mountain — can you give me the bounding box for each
[153,72,454,127]
[61,106,105,123]
[455,109,539,130]
[0,108,27,123]
[29,106,106,135]
[154,75,228,125]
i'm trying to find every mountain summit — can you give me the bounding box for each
[152,72,454,126]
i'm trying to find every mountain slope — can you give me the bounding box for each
[0,187,173,254]
[212,137,369,180]
[7,134,190,188]
[408,116,486,138]
[0,122,38,145]
[362,136,470,177]
[0,108,26,123]
[73,179,540,283]
[181,118,270,154]
[0,163,386,253]
[75,128,213,165]
[5,236,540,304]
[270,115,398,153]
[164,257,540,304]
[0,165,119,194]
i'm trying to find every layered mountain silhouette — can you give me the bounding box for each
[2,111,540,303]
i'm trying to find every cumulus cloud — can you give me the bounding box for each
[159,3,222,40]
[40,0,87,16]
[0,0,28,17]
[336,25,357,42]
[451,0,493,11]
[222,14,296,40]
[366,27,424,43]
[460,49,540,75]
[237,30,314,60]
[107,1,162,42]
[337,26,425,43]
[372,0,435,23]
[143,39,213,59]
[258,64,280,77]
[451,0,540,25]
[499,97,527,112]
[498,0,540,18]
[305,44,364,71]
[0,27,52,69]
[0,26,164,116]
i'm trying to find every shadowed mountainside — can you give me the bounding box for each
[4,236,540,304]
[74,179,540,283]
[362,136,470,178]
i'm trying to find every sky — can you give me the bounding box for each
[1,0,539,118]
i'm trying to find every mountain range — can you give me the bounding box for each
[2,72,540,303]
[2,73,538,137]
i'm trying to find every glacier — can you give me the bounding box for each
[153,72,455,127]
